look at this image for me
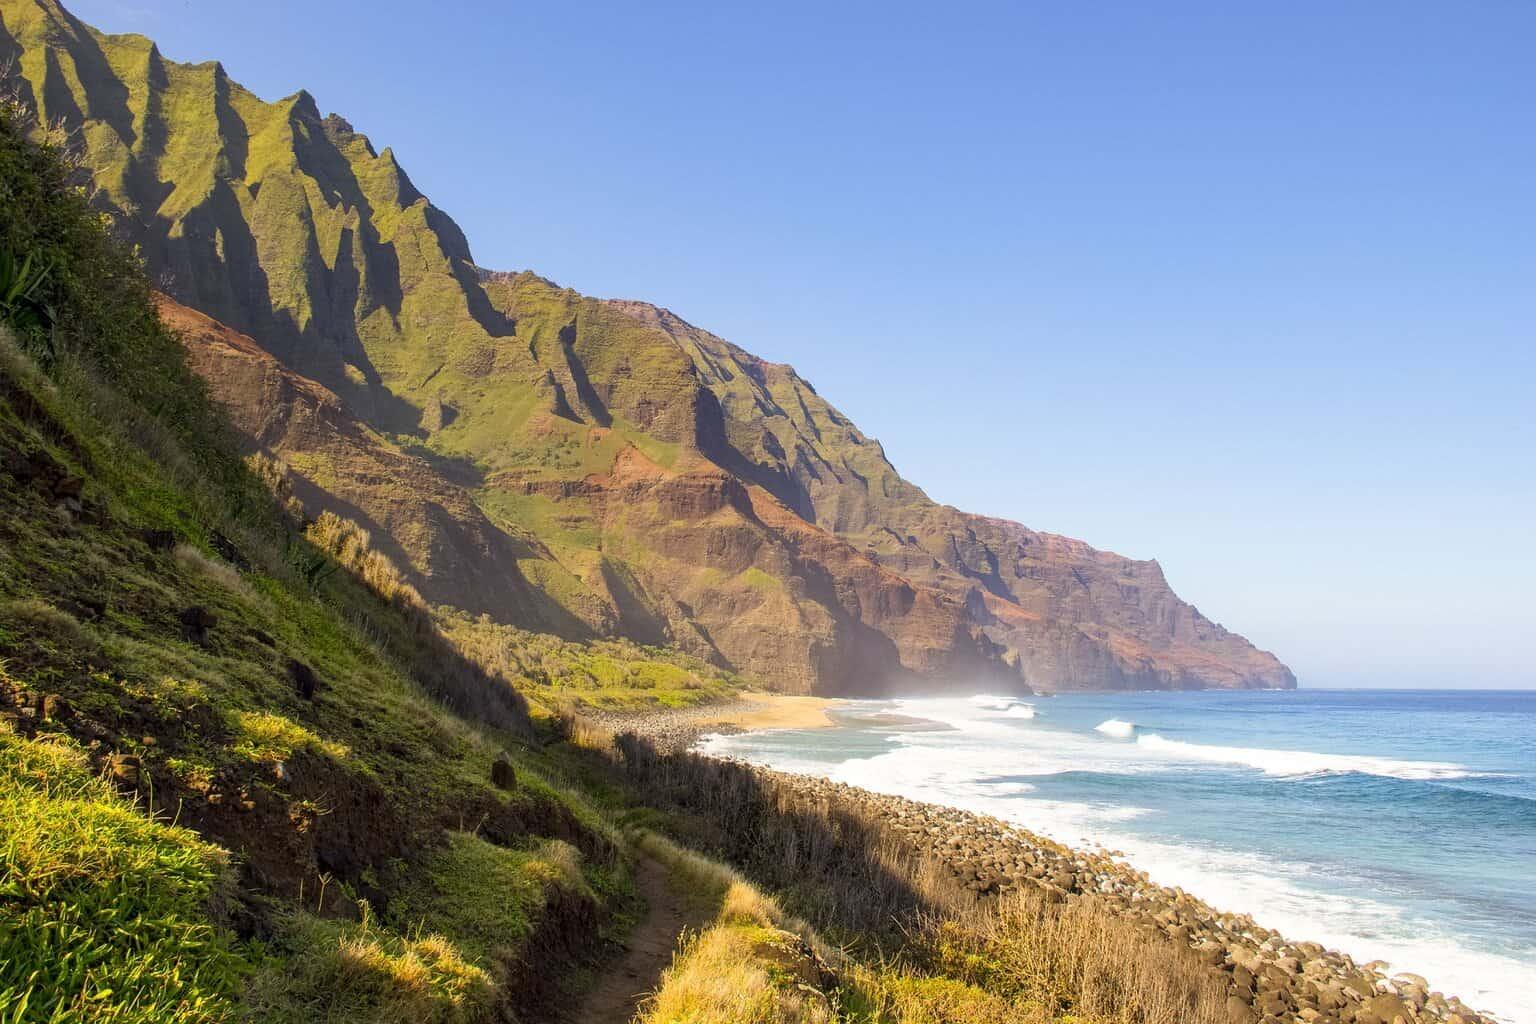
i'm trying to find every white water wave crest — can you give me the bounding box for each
[1135,733,1473,780]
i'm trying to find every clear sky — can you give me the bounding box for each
[68,0,1536,687]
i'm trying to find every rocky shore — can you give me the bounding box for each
[597,702,1497,1024]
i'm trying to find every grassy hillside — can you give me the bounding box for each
[0,99,645,1023]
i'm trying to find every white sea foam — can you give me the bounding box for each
[1003,704,1037,719]
[1135,733,1473,780]
[698,697,1535,1024]
[1080,829,1536,1024]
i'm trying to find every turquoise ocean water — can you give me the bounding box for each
[698,689,1535,1023]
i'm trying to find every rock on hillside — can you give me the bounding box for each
[1,0,1293,692]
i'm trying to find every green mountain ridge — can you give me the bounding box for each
[0,0,1294,693]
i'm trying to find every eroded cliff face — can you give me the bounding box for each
[592,296,1294,692]
[2,0,1294,692]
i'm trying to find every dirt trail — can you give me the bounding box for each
[575,853,705,1024]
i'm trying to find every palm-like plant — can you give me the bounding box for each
[0,245,57,348]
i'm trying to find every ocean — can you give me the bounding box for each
[697,689,1536,1023]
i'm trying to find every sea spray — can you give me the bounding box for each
[701,689,1536,1024]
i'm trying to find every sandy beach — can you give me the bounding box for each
[699,692,840,731]
[586,692,841,751]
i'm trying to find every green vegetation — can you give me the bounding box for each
[244,909,494,1024]
[0,98,627,1022]
[0,244,55,350]
[0,725,244,1024]
[389,833,590,964]
[440,611,740,712]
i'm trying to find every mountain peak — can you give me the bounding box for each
[285,87,320,120]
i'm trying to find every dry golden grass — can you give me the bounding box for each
[636,833,836,1024]
[597,743,1229,1024]
[172,541,253,598]
[845,967,1034,1024]
[917,886,1227,1024]
[641,923,835,1024]
[305,512,425,611]
[244,906,493,1024]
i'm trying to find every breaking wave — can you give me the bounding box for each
[1135,733,1473,781]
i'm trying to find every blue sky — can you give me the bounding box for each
[69,1,1536,687]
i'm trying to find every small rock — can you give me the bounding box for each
[1358,993,1411,1024]
[181,606,217,645]
[210,531,251,572]
[181,606,218,629]
[59,596,105,621]
[39,694,73,721]
[1225,995,1258,1024]
[142,529,177,552]
[491,754,517,791]
[108,754,141,788]
[52,476,84,499]
[287,659,318,701]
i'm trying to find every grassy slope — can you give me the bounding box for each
[0,104,636,1022]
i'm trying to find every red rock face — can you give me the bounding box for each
[598,297,1295,693]
[156,297,571,633]
[160,290,1292,694]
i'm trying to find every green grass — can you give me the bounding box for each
[243,908,493,1024]
[0,95,633,1022]
[476,489,601,550]
[227,709,351,763]
[738,567,782,595]
[0,724,246,1024]
[387,832,592,965]
[438,611,740,712]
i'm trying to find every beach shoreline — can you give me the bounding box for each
[585,691,841,751]
[587,693,1501,1024]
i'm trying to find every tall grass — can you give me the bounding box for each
[635,833,836,1024]
[242,907,492,1024]
[583,729,1229,1024]
[292,505,534,739]
[913,887,1227,1024]
[0,725,244,1024]
[596,728,969,941]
